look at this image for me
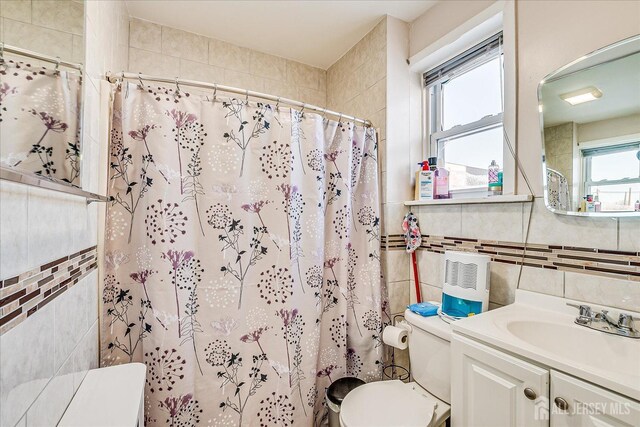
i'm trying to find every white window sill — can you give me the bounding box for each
[404,194,533,206]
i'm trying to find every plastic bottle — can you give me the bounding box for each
[416,161,434,201]
[635,200,640,212]
[434,159,450,199]
[488,160,499,187]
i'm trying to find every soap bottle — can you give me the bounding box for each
[434,159,450,199]
[635,200,640,212]
[416,161,434,201]
[585,194,596,212]
[594,195,601,212]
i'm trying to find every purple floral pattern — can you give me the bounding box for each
[0,60,82,184]
[103,82,386,426]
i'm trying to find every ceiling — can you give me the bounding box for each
[541,52,640,127]
[124,0,438,69]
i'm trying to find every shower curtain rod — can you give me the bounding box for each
[0,43,83,70]
[106,71,372,127]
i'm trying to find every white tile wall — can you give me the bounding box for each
[524,198,618,250]
[413,197,638,309]
[0,1,82,60]
[461,203,524,243]
[0,267,100,426]
[565,272,640,313]
[0,1,127,425]
[618,217,640,253]
[0,302,55,427]
[416,205,462,237]
[128,18,327,107]
[0,181,29,280]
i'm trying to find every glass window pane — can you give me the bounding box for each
[442,56,503,130]
[589,148,640,181]
[587,182,640,211]
[438,126,503,190]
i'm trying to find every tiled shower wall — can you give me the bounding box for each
[0,1,129,426]
[326,17,414,320]
[0,0,85,64]
[127,18,326,107]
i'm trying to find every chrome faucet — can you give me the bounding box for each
[567,303,640,339]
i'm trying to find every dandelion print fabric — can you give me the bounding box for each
[102,82,389,426]
[0,59,82,185]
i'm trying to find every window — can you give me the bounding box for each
[425,33,504,193]
[582,142,640,211]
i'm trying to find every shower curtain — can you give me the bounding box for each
[102,82,389,426]
[0,58,82,185]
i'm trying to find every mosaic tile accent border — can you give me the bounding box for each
[385,234,640,282]
[382,234,407,250]
[0,246,98,334]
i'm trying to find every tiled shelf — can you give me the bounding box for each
[404,194,533,206]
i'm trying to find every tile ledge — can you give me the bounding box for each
[404,194,533,206]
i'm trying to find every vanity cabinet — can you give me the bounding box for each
[452,334,640,427]
[551,371,640,427]
[451,334,550,427]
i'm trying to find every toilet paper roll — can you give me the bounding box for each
[382,325,408,350]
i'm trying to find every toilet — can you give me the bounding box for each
[339,309,452,427]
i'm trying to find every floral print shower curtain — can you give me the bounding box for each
[103,82,389,426]
[0,59,82,185]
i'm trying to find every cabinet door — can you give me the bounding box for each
[452,334,550,427]
[550,370,640,427]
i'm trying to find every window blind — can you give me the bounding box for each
[424,32,503,87]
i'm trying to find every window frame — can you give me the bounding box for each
[582,142,640,201]
[425,32,505,195]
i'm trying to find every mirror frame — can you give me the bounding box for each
[537,34,640,218]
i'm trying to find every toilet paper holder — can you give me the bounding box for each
[382,315,411,382]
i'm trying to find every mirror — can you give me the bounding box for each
[0,1,85,187]
[539,35,640,217]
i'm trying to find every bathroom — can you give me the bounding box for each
[0,0,638,426]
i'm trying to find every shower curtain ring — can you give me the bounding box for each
[137,72,144,88]
[300,104,305,114]
[213,84,218,102]
[0,42,4,65]
[245,89,249,102]
[275,97,280,110]
[338,113,343,123]
[175,77,180,94]
[54,57,61,75]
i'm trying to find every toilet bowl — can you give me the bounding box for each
[339,310,452,427]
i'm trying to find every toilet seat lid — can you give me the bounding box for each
[339,380,436,427]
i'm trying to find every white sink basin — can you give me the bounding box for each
[451,290,640,401]
[505,320,635,376]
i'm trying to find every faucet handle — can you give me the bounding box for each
[567,303,592,319]
[617,313,636,330]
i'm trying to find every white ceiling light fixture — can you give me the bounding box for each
[560,86,603,105]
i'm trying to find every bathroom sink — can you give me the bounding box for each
[505,320,635,376]
[451,290,640,401]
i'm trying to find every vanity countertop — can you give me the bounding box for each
[451,290,640,401]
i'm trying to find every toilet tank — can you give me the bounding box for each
[404,310,452,403]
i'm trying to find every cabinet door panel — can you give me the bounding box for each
[551,371,640,427]
[452,334,549,427]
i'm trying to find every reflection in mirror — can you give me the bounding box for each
[0,1,85,186]
[539,35,640,216]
